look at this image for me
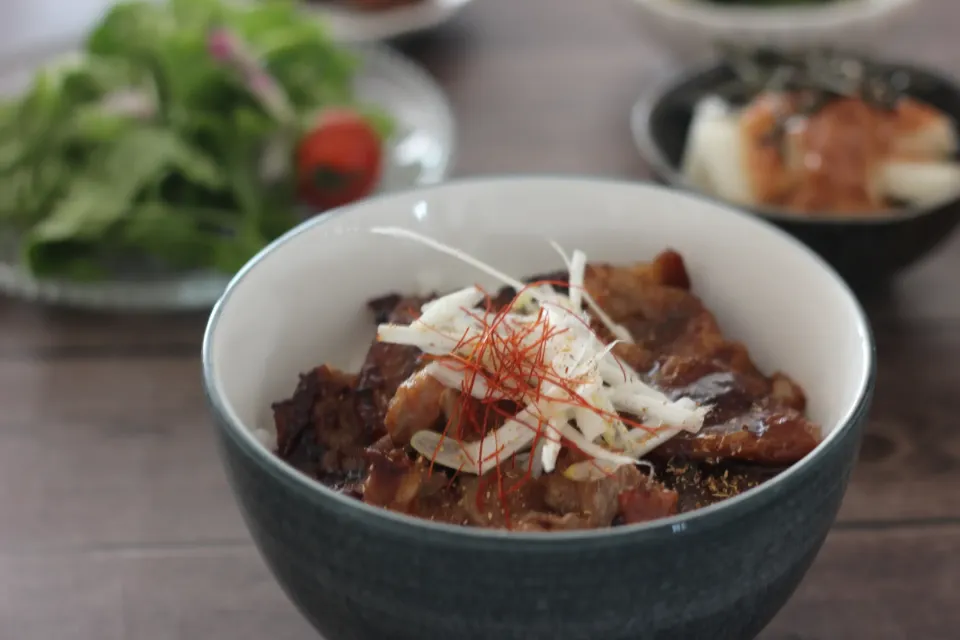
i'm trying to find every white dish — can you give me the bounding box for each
[302,0,472,43]
[627,0,918,64]
[0,44,456,311]
[205,176,872,470]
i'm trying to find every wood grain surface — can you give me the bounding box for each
[1,1,959,639]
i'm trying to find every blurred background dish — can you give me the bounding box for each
[627,0,918,64]
[301,0,473,42]
[0,0,455,311]
[0,42,455,311]
[630,48,960,289]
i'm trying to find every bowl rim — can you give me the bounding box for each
[630,57,960,226]
[303,0,475,43]
[202,175,876,545]
[630,0,916,32]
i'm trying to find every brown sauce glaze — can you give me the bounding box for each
[740,92,951,215]
[272,250,823,530]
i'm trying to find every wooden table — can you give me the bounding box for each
[2,1,959,638]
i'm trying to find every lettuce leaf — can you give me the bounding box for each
[24,128,224,275]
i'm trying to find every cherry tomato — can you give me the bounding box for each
[296,108,383,211]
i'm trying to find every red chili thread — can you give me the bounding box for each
[406,280,658,526]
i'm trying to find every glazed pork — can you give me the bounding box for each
[272,249,822,530]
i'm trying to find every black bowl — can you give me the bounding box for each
[631,59,960,290]
[202,178,875,640]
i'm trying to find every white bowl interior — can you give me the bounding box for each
[206,178,871,458]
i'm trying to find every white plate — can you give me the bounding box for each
[0,44,456,311]
[627,0,918,64]
[302,0,472,43]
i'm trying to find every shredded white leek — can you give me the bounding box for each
[423,361,503,401]
[369,227,708,480]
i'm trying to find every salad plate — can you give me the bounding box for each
[301,0,473,43]
[626,0,917,63]
[0,42,455,312]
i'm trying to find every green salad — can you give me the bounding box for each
[0,0,393,280]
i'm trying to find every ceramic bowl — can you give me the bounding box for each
[631,60,960,290]
[202,177,875,640]
[627,0,918,64]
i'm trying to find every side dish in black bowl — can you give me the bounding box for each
[631,47,960,289]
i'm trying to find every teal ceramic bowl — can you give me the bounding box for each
[202,177,875,640]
